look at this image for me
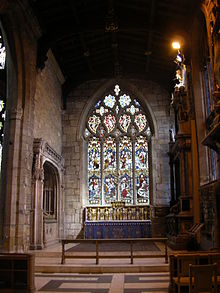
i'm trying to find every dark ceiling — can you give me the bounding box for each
[29,0,200,97]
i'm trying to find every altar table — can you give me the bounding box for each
[84,220,151,239]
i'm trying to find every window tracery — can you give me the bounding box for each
[85,85,151,206]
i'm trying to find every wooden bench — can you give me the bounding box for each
[169,252,220,293]
[189,263,217,293]
[186,223,204,250]
[0,253,35,292]
[61,237,168,265]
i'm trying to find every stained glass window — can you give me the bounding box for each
[88,137,101,205]
[119,136,133,204]
[0,31,6,172]
[104,137,117,204]
[135,136,149,204]
[0,35,6,70]
[0,98,4,171]
[86,85,151,206]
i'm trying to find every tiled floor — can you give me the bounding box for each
[35,272,170,293]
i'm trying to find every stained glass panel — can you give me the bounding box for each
[88,174,101,205]
[95,100,101,108]
[88,115,101,133]
[0,98,5,171]
[99,126,105,137]
[84,128,90,137]
[135,136,148,170]
[146,126,151,136]
[119,114,131,132]
[136,173,149,204]
[88,137,101,171]
[127,105,138,115]
[104,174,117,204]
[114,84,120,96]
[120,173,133,204]
[134,99,140,106]
[96,105,108,116]
[88,137,101,204]
[119,94,131,108]
[104,95,116,108]
[0,35,6,70]
[103,137,117,204]
[119,137,133,204]
[135,136,149,204]
[104,114,116,133]
[135,114,147,132]
[104,137,116,170]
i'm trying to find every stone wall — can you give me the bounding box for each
[33,57,62,155]
[62,79,172,238]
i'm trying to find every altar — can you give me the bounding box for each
[84,203,152,239]
[84,220,151,239]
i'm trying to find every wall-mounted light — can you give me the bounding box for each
[171,38,186,90]
[172,41,181,50]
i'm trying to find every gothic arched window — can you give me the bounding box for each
[85,85,152,206]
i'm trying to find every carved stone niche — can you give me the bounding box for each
[30,138,64,250]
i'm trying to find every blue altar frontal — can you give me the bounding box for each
[84,220,152,239]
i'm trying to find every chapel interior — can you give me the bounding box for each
[0,0,219,292]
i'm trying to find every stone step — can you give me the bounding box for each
[35,264,169,274]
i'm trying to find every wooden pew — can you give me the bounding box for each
[209,253,220,284]
[0,253,35,292]
[169,252,220,293]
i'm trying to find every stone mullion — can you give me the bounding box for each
[116,139,120,201]
[132,140,136,205]
[100,142,104,206]
[30,152,44,250]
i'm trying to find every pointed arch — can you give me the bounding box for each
[79,80,157,207]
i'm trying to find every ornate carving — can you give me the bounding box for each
[85,205,151,221]
[33,154,44,181]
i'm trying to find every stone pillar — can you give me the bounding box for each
[30,153,44,250]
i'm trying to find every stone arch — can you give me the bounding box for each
[79,79,158,209]
[0,1,40,252]
[78,79,157,140]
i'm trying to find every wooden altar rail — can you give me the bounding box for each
[61,238,168,265]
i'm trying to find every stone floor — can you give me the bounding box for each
[33,242,172,292]
[35,272,170,292]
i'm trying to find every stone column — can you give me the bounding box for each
[30,153,44,249]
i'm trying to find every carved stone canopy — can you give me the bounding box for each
[33,138,64,178]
